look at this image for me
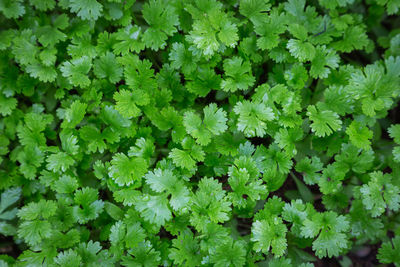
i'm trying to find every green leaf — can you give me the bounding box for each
[108,153,148,186]
[61,101,87,128]
[282,199,314,237]
[79,125,107,153]
[128,137,155,160]
[295,156,323,185]
[169,42,199,74]
[73,187,104,224]
[0,0,25,18]
[30,0,55,11]
[169,230,202,267]
[142,0,179,50]
[75,241,113,266]
[124,59,157,91]
[228,164,267,208]
[393,146,400,162]
[0,95,17,116]
[11,30,38,66]
[254,9,287,50]
[17,200,57,245]
[378,236,400,265]
[60,57,92,87]
[18,220,53,246]
[190,177,231,230]
[69,0,103,20]
[114,89,149,118]
[301,211,350,258]
[210,239,247,267]
[93,52,122,83]
[104,202,124,221]
[46,152,75,173]
[334,143,374,174]
[240,0,271,23]
[26,62,57,82]
[121,241,161,267]
[234,100,275,137]
[287,39,316,62]
[310,46,339,78]
[169,148,197,170]
[332,25,369,53]
[389,124,400,144]
[135,194,172,226]
[359,171,400,217]
[0,187,21,214]
[183,103,227,146]
[274,127,304,155]
[54,250,82,267]
[145,168,190,211]
[54,175,79,194]
[221,56,255,92]
[307,105,342,137]
[109,220,146,250]
[187,0,238,57]
[251,217,288,257]
[37,23,67,47]
[346,121,373,150]
[292,175,314,203]
[113,25,145,55]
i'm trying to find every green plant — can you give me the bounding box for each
[1,0,400,266]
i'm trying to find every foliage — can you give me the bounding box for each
[0,0,400,266]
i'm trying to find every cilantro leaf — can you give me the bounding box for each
[69,0,103,21]
[358,171,400,217]
[93,52,122,83]
[169,148,197,171]
[287,39,316,62]
[169,230,202,266]
[378,236,400,266]
[145,169,190,211]
[187,0,238,57]
[121,241,161,267]
[190,177,231,230]
[240,0,271,24]
[221,56,255,92]
[307,105,342,137]
[183,103,228,146]
[251,217,288,257]
[210,239,247,267]
[301,211,350,258]
[0,95,17,116]
[234,100,275,137]
[114,89,149,118]
[310,46,340,78]
[0,0,25,18]
[142,0,179,50]
[169,42,199,74]
[389,124,400,144]
[346,121,373,150]
[113,25,145,55]
[135,194,172,226]
[61,101,87,129]
[73,187,104,224]
[228,165,267,208]
[108,153,148,186]
[46,152,75,173]
[254,9,287,50]
[295,156,323,185]
[60,57,92,87]
[30,0,55,11]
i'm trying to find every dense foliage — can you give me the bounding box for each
[1,0,400,266]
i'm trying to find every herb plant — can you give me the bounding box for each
[1,0,400,266]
